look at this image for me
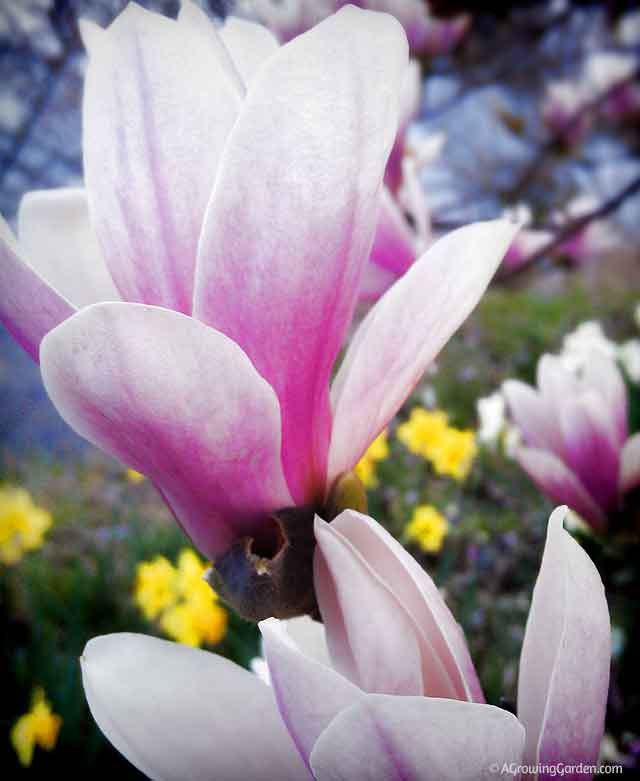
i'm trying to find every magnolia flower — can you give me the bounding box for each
[81,506,610,780]
[504,351,640,533]
[583,52,640,124]
[0,1,516,617]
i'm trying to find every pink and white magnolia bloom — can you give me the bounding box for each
[80,506,610,780]
[236,0,470,57]
[0,2,517,571]
[504,352,640,533]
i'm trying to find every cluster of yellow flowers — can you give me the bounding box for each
[397,407,478,482]
[0,486,53,565]
[134,549,228,648]
[404,504,450,554]
[11,688,62,767]
[355,430,389,487]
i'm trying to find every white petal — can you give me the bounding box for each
[81,633,308,780]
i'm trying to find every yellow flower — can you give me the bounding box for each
[161,593,228,648]
[134,556,177,620]
[134,548,227,648]
[11,689,62,767]
[0,486,52,565]
[126,468,145,484]
[405,505,449,554]
[429,428,478,481]
[354,430,389,488]
[397,408,449,460]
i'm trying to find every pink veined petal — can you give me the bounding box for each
[193,6,408,505]
[517,507,610,777]
[560,394,621,514]
[81,1,242,313]
[40,303,292,560]
[581,351,628,446]
[309,694,525,781]
[314,517,424,696]
[17,188,120,307]
[515,447,607,532]
[328,220,519,487]
[330,510,483,702]
[260,618,362,770]
[503,380,565,459]
[0,215,74,363]
[218,15,280,85]
[620,432,640,496]
[81,633,308,780]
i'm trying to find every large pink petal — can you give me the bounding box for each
[328,220,518,485]
[310,695,525,781]
[314,517,424,696]
[330,510,483,702]
[81,633,307,780]
[40,303,292,559]
[193,7,408,504]
[260,618,362,770]
[515,447,606,532]
[0,216,74,363]
[503,380,565,459]
[620,432,640,496]
[517,507,610,776]
[17,188,119,307]
[81,2,242,312]
[560,394,620,514]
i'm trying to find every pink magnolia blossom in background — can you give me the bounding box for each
[236,0,470,57]
[80,506,610,779]
[0,1,517,564]
[504,352,640,533]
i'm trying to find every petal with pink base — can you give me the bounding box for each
[503,379,564,458]
[309,695,525,781]
[515,447,606,532]
[193,7,408,504]
[314,517,424,696]
[0,216,74,363]
[329,510,483,702]
[260,618,362,769]
[40,303,292,560]
[517,507,610,774]
[328,220,518,486]
[560,394,620,514]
